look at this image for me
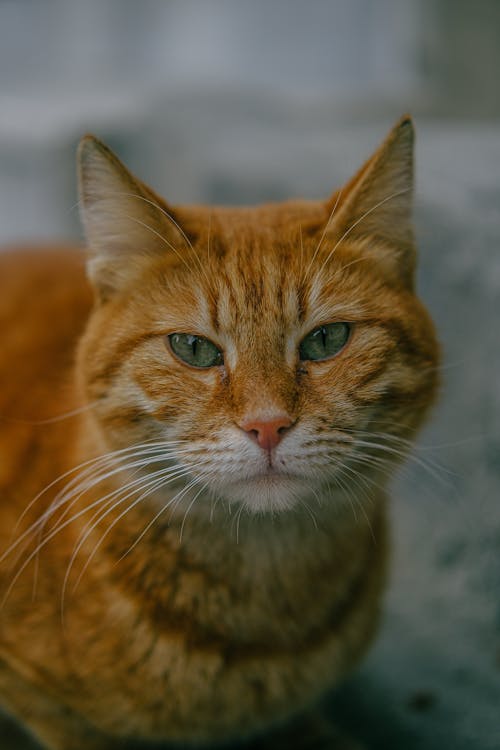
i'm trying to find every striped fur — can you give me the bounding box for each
[0,117,438,749]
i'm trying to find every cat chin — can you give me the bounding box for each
[222,476,314,515]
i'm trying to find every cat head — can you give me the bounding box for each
[77,117,439,515]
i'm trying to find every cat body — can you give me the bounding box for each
[0,118,438,749]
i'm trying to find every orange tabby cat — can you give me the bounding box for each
[0,117,438,749]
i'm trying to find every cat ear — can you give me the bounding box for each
[78,136,184,301]
[328,115,415,286]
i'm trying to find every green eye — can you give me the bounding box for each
[299,322,350,361]
[168,333,223,368]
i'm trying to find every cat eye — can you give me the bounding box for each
[168,333,223,368]
[299,322,350,361]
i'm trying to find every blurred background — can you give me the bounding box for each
[0,1,499,749]
[1,0,499,242]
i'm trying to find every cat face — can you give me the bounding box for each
[78,118,439,514]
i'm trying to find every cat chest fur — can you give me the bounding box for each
[58,507,386,743]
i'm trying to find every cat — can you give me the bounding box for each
[0,116,439,750]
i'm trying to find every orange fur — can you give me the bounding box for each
[0,117,439,749]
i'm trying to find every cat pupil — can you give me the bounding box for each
[168,333,223,368]
[189,336,198,357]
[299,322,350,361]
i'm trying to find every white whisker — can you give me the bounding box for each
[64,465,196,606]
[3,443,187,567]
[303,189,343,282]
[117,193,219,308]
[299,499,318,530]
[179,480,210,543]
[122,214,193,274]
[10,440,186,537]
[317,188,410,277]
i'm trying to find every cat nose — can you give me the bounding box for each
[239,415,294,452]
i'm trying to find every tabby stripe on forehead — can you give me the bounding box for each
[248,274,266,310]
[207,289,219,332]
[296,284,308,323]
[275,272,284,312]
[218,269,240,327]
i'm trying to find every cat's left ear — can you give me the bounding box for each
[327,115,415,287]
[78,136,186,302]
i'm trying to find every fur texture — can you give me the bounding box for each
[0,117,438,749]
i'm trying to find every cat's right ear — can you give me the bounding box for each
[78,136,184,302]
[326,116,416,288]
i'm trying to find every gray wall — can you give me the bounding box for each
[0,0,498,244]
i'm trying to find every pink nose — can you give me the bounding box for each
[240,416,293,452]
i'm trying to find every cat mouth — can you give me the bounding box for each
[252,465,295,480]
